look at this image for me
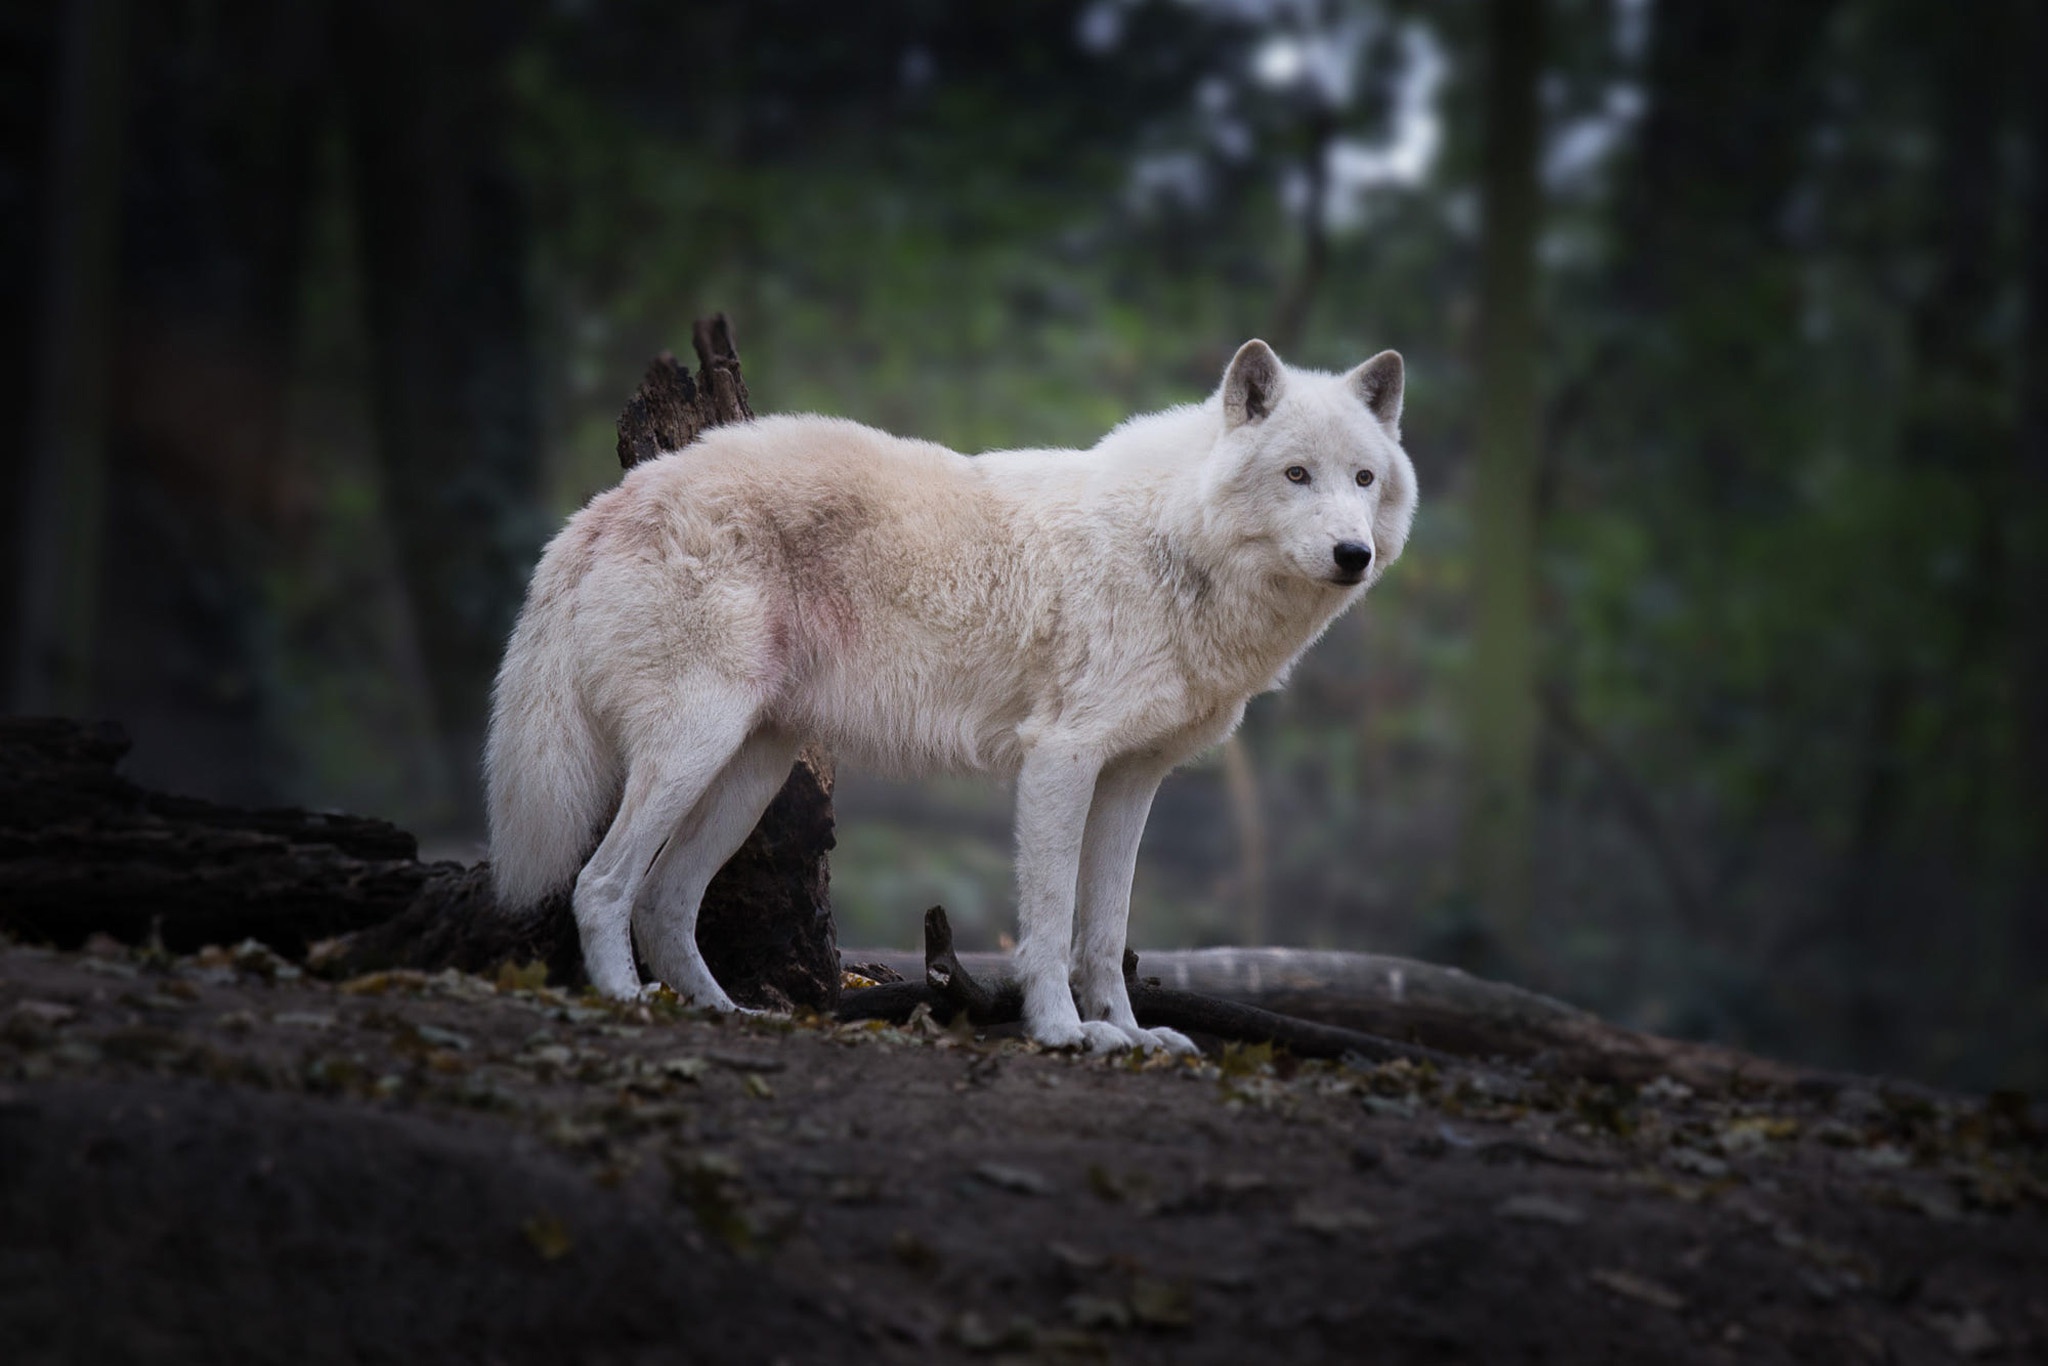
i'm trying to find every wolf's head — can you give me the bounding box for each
[1199,339,1418,592]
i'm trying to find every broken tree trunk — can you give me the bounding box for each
[335,320,839,1008]
[606,317,839,1013]
[329,320,838,1008]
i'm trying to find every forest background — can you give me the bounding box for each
[5,0,2044,1092]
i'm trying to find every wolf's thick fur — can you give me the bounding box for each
[487,340,1416,1052]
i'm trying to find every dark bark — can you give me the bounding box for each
[613,316,756,469]
[692,749,838,1012]
[0,718,439,957]
[0,713,839,1011]
[316,865,586,988]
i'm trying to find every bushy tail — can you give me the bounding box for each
[485,604,617,914]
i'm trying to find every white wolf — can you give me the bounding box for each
[486,339,1416,1054]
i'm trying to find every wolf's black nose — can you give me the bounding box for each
[1333,541,1373,576]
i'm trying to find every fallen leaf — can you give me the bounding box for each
[890,1229,939,1272]
[1855,1144,1912,1170]
[1217,1041,1275,1078]
[1291,1201,1380,1236]
[826,1176,883,1204]
[1923,1309,2001,1358]
[1129,1277,1194,1329]
[1666,1147,1730,1179]
[495,960,549,992]
[1872,1181,1962,1222]
[974,1162,1052,1196]
[1064,1294,1132,1330]
[1717,1115,1799,1156]
[10,1001,77,1027]
[1639,1076,1694,1104]
[339,970,431,997]
[414,1024,472,1052]
[522,1213,573,1261]
[1495,1194,1587,1226]
[1590,1269,1686,1312]
[950,1311,1035,1352]
[1047,1241,1106,1274]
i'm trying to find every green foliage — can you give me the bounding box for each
[246,0,2043,1089]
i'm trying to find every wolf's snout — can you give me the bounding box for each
[1332,541,1373,577]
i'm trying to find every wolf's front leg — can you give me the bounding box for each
[1011,744,1129,1052]
[1072,755,1199,1056]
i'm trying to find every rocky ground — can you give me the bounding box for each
[2,935,2043,1365]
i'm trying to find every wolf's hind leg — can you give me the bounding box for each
[572,700,759,999]
[1073,754,1199,1057]
[632,727,801,1010]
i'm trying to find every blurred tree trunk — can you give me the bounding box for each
[86,1,326,806]
[336,1,540,832]
[1463,0,1544,965]
[2020,4,2048,986]
[11,0,126,714]
[1608,0,1834,938]
[1888,6,2019,1032]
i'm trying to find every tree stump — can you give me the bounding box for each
[305,319,842,1009]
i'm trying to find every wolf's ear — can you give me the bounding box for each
[1221,339,1285,429]
[1349,350,1404,435]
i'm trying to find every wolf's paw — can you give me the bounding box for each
[1133,1025,1200,1057]
[1025,1017,1085,1050]
[1026,1017,1132,1053]
[1078,1020,1134,1053]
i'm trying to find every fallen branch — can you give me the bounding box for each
[842,932,1837,1092]
[835,906,1455,1066]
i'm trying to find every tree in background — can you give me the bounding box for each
[4,0,541,824]
[337,0,541,828]
[1464,0,1543,968]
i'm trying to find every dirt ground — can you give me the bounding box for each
[2,936,2043,1365]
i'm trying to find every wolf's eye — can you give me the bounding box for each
[1356,469,1375,488]
[1285,466,1311,485]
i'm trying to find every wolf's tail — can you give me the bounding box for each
[484,601,617,914]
